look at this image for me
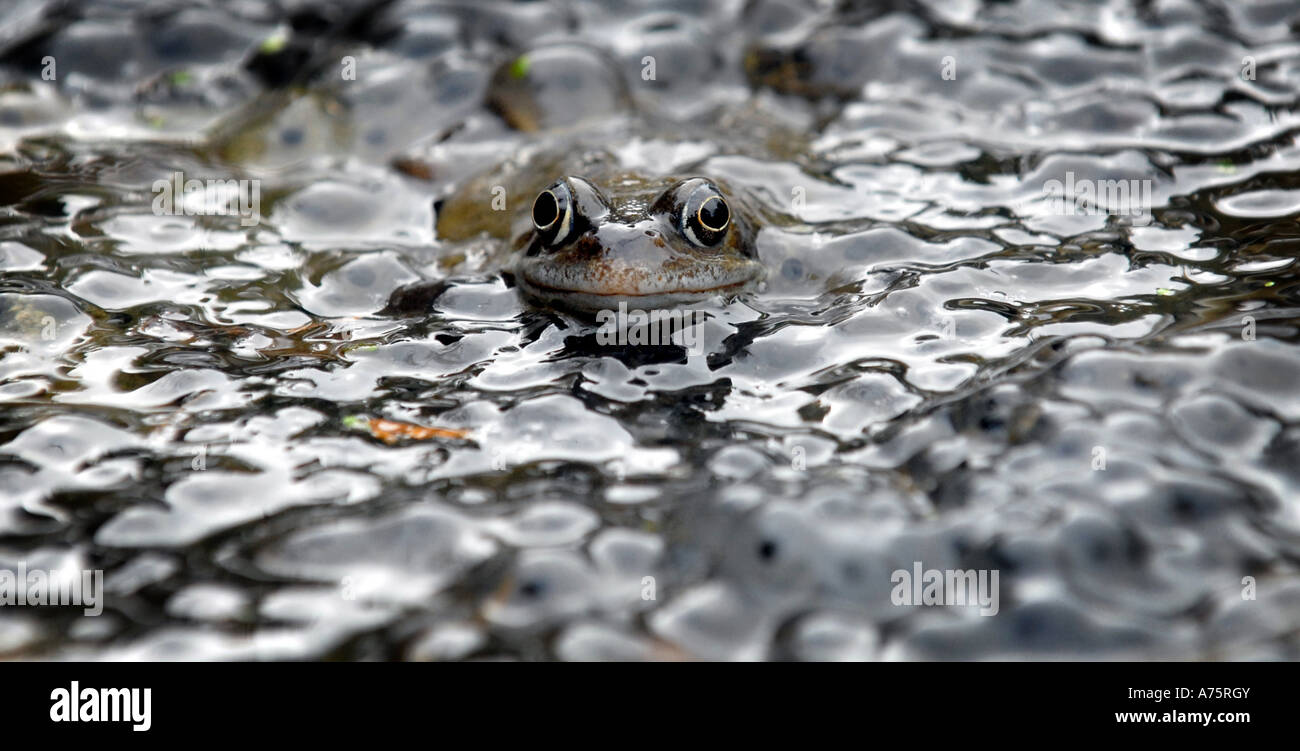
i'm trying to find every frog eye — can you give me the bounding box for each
[681,183,730,247]
[532,182,574,244]
[530,177,607,248]
[532,190,560,230]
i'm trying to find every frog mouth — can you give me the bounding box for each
[515,258,764,311]
[522,273,757,298]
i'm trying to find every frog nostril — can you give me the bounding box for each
[570,235,602,256]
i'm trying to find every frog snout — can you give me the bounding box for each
[590,222,668,265]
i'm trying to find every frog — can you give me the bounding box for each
[514,172,764,312]
[431,146,767,312]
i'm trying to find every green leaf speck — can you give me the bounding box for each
[509,55,530,79]
[260,33,288,54]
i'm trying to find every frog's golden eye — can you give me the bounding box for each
[697,196,730,233]
[682,184,730,247]
[532,181,575,245]
[532,190,560,231]
[529,177,609,251]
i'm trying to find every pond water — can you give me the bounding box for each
[2,0,1300,660]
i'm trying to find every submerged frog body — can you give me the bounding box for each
[435,149,768,312]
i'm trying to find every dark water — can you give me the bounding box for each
[2,0,1300,660]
